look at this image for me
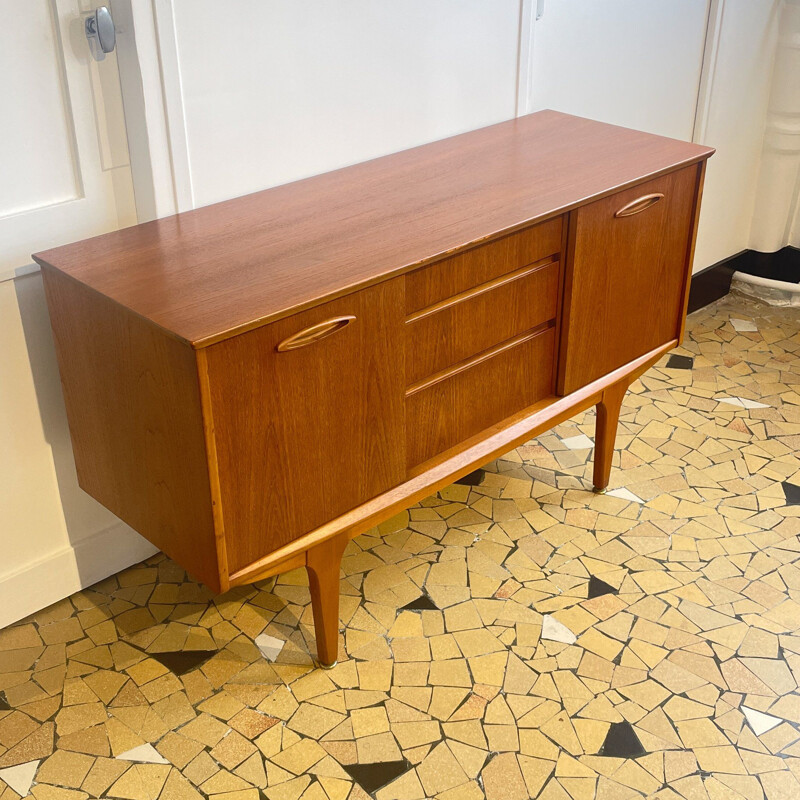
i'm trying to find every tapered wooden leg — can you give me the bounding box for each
[593,381,628,493]
[306,534,347,668]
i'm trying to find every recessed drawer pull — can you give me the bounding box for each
[276,315,355,352]
[614,193,665,218]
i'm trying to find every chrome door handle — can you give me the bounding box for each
[85,7,116,61]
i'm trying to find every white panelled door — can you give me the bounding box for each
[0,0,145,629]
[526,0,710,140]
[0,0,136,279]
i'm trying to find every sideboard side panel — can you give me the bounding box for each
[204,278,406,573]
[41,269,222,591]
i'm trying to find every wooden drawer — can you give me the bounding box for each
[406,216,562,314]
[558,165,699,394]
[406,259,559,386]
[406,325,555,469]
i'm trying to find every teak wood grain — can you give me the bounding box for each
[557,165,700,394]
[405,259,560,386]
[36,111,713,666]
[33,111,712,348]
[230,340,678,589]
[41,268,222,591]
[202,280,406,573]
[592,382,629,493]
[406,325,556,469]
[404,218,562,315]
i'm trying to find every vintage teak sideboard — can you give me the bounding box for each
[35,111,713,667]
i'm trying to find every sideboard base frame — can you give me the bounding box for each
[232,340,673,667]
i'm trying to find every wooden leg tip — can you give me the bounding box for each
[593,486,607,494]
[318,659,337,670]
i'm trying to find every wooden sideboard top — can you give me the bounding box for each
[34,111,713,348]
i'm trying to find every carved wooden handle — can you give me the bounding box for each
[276,315,356,352]
[614,192,665,218]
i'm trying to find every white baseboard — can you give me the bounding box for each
[0,522,159,629]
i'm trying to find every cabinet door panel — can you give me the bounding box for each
[204,280,405,573]
[558,165,699,394]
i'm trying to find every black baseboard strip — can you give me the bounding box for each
[688,253,742,313]
[688,246,800,313]
[736,246,800,284]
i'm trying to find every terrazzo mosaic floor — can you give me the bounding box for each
[1,294,800,800]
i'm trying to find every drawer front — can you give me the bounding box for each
[406,216,562,314]
[558,165,700,394]
[406,260,559,387]
[204,280,406,573]
[406,326,555,469]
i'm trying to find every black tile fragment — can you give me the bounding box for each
[343,759,412,794]
[401,592,438,611]
[782,481,800,506]
[454,468,485,486]
[588,575,616,599]
[599,720,646,758]
[666,354,694,370]
[149,649,217,676]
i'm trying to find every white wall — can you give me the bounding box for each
[525,0,709,141]
[749,0,800,252]
[693,0,782,270]
[520,0,783,273]
[154,0,523,209]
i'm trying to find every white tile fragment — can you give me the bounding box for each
[717,396,769,410]
[742,706,781,736]
[116,743,169,764]
[730,318,758,332]
[255,633,285,661]
[0,761,39,796]
[561,434,594,450]
[607,488,644,504]
[541,615,577,645]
